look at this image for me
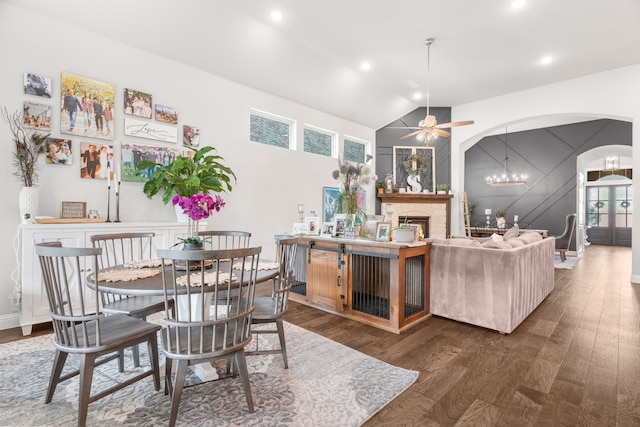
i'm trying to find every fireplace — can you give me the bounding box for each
[405,216,430,238]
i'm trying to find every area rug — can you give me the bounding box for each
[0,322,417,426]
[554,255,581,269]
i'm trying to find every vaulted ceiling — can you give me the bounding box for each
[6,0,640,129]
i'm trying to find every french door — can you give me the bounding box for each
[586,184,632,246]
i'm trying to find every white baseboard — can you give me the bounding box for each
[0,313,20,331]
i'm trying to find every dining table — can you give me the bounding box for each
[86,258,280,382]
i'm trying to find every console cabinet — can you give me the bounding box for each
[19,221,187,335]
[290,236,432,334]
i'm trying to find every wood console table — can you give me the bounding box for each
[287,236,432,334]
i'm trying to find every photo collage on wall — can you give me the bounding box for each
[19,71,201,185]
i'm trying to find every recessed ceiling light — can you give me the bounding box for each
[413,93,423,101]
[510,0,526,9]
[270,10,283,22]
[540,56,553,65]
[360,62,371,71]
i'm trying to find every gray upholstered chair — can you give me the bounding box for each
[552,213,576,262]
[36,242,161,427]
[90,232,171,366]
[198,230,251,250]
[157,246,261,427]
[246,237,297,368]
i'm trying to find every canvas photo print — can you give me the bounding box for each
[121,142,181,183]
[60,72,115,141]
[183,125,200,147]
[23,101,51,131]
[45,138,72,165]
[124,88,152,118]
[80,142,113,180]
[23,73,52,98]
[155,104,178,124]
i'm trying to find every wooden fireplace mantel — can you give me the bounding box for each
[378,193,453,203]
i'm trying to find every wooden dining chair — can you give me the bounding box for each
[35,242,161,427]
[245,237,297,368]
[90,232,171,366]
[157,246,261,427]
[198,230,251,249]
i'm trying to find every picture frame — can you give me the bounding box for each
[155,104,178,124]
[408,223,423,239]
[124,88,153,118]
[23,101,51,131]
[61,72,115,140]
[393,146,435,193]
[121,142,181,182]
[124,116,178,143]
[80,142,113,180]
[375,222,391,241]
[321,222,336,237]
[334,214,349,237]
[322,186,366,223]
[304,216,321,235]
[24,73,52,98]
[291,222,309,235]
[61,201,86,219]
[45,138,73,165]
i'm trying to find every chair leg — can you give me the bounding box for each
[275,317,288,369]
[148,333,161,391]
[78,353,97,427]
[131,344,141,367]
[234,350,255,413]
[118,349,125,372]
[168,360,188,427]
[560,249,567,262]
[45,349,68,404]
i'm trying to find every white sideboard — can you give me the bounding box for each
[20,221,188,335]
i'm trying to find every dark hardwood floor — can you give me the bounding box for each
[2,245,638,426]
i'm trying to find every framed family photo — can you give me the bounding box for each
[24,73,52,98]
[375,222,391,241]
[23,101,51,131]
[321,222,336,237]
[61,72,115,141]
[124,88,153,118]
[304,216,321,235]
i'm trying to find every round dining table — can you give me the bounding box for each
[88,261,279,296]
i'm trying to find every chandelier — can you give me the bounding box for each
[486,126,527,186]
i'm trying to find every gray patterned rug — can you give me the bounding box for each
[0,322,417,426]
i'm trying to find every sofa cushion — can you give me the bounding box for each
[506,239,526,248]
[503,224,520,241]
[435,238,483,248]
[482,239,511,249]
[516,231,543,245]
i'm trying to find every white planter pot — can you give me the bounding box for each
[19,186,38,222]
[394,228,415,243]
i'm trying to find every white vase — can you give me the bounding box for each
[174,203,189,222]
[19,186,38,222]
[394,228,415,243]
[497,217,506,229]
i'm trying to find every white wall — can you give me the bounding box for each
[0,3,376,328]
[449,64,640,282]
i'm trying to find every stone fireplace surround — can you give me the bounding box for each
[378,193,453,239]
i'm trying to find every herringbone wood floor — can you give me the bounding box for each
[2,245,638,426]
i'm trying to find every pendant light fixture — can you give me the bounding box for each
[486,126,527,186]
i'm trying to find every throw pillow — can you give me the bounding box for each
[502,224,520,241]
[482,239,511,249]
[517,231,543,244]
[506,239,526,248]
[491,233,504,242]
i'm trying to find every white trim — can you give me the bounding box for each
[0,313,20,331]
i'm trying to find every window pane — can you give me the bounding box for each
[304,128,333,157]
[344,139,366,163]
[250,113,291,148]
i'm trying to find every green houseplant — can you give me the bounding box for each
[137,145,236,246]
[137,145,236,204]
[392,216,416,243]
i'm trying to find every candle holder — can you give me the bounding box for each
[106,185,112,222]
[114,190,121,222]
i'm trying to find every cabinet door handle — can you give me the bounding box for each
[337,275,341,287]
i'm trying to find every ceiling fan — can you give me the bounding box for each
[388,38,474,142]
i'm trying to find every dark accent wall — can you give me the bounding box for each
[465,119,632,239]
[375,106,452,213]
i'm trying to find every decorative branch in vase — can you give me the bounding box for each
[331,155,377,225]
[2,106,49,221]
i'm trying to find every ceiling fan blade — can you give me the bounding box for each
[401,130,422,139]
[436,120,475,129]
[387,126,423,130]
[434,128,451,137]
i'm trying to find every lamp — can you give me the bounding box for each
[486,126,527,186]
[297,204,304,222]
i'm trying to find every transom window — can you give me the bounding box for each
[343,137,370,163]
[250,110,295,149]
[303,126,336,157]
